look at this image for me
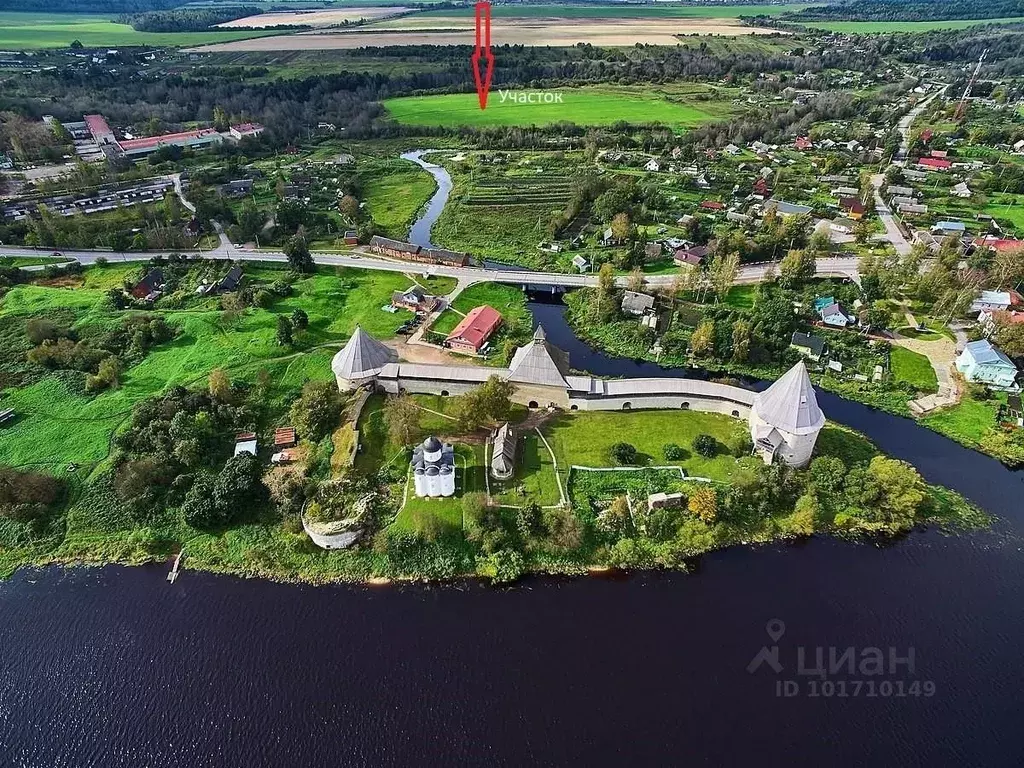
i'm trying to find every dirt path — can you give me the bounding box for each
[892,334,962,414]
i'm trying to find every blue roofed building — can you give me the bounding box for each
[956,340,1019,391]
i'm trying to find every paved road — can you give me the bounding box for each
[0,243,862,288]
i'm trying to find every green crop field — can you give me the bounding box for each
[803,17,1024,34]
[414,4,809,19]
[0,12,285,50]
[383,86,735,129]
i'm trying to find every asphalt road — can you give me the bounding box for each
[0,243,862,288]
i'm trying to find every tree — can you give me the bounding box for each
[602,495,632,536]
[688,487,718,524]
[339,195,360,220]
[283,234,314,273]
[452,393,485,433]
[610,442,638,465]
[276,316,293,346]
[610,212,631,242]
[689,320,715,357]
[858,456,926,530]
[208,367,232,402]
[708,250,739,301]
[778,248,815,288]
[86,356,122,392]
[289,380,341,442]
[384,394,420,447]
[212,105,229,131]
[626,267,645,294]
[731,319,752,363]
[291,308,309,330]
[212,453,267,523]
[809,456,846,505]
[182,474,221,528]
[853,219,873,245]
[692,434,717,458]
[543,506,584,549]
[993,315,1024,357]
[476,375,514,421]
[790,494,818,536]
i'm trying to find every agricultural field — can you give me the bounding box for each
[216,7,413,28]
[800,18,1024,34]
[383,86,737,129]
[0,12,283,50]
[191,14,782,51]
[406,4,810,18]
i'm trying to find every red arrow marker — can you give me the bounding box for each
[471,1,494,110]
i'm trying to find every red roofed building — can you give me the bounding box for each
[700,200,725,211]
[840,197,866,219]
[920,129,933,143]
[917,157,952,171]
[974,236,1024,253]
[753,177,771,197]
[794,136,813,151]
[117,128,223,157]
[84,114,115,145]
[930,149,948,159]
[230,122,264,140]
[446,305,503,354]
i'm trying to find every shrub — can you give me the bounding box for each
[289,380,342,442]
[692,434,717,458]
[663,443,686,460]
[610,442,638,465]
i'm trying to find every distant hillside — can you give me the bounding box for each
[792,0,1024,22]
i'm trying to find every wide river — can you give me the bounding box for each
[2,158,1023,767]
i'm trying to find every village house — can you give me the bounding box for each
[621,291,656,316]
[952,182,973,199]
[370,235,421,259]
[831,186,859,198]
[700,200,725,212]
[819,300,855,328]
[932,221,966,237]
[391,286,439,313]
[571,254,589,273]
[645,158,661,172]
[839,197,866,219]
[971,290,1016,314]
[234,432,258,458]
[446,305,502,354]
[229,122,264,140]
[917,157,952,172]
[131,269,165,300]
[887,185,915,197]
[794,136,813,151]
[343,230,358,246]
[765,199,813,217]
[648,492,685,512]
[791,332,826,362]
[956,340,1020,391]
[724,144,741,156]
[898,203,929,216]
[673,245,709,268]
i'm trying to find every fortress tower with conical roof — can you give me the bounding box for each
[331,326,399,391]
[748,361,825,468]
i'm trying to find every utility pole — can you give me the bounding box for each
[954,49,988,122]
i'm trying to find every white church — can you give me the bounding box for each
[332,325,825,469]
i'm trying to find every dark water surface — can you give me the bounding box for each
[3,298,1024,766]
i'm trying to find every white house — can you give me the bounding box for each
[571,254,589,273]
[932,221,966,237]
[645,158,661,172]
[819,301,854,327]
[724,143,741,156]
[951,182,972,199]
[956,340,1019,391]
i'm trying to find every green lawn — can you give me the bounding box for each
[383,85,735,129]
[722,284,758,311]
[983,194,1024,232]
[0,12,284,49]
[430,282,530,338]
[543,409,756,484]
[922,396,1001,446]
[492,431,562,507]
[392,444,485,535]
[803,18,1024,34]
[890,346,939,393]
[359,160,437,239]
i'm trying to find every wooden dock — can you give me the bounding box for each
[167,549,184,584]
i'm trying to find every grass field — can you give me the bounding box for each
[983,194,1024,232]
[890,346,939,393]
[383,85,733,128]
[0,12,285,49]
[0,264,431,473]
[430,282,531,338]
[543,409,756,484]
[803,18,1024,34]
[358,160,436,239]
